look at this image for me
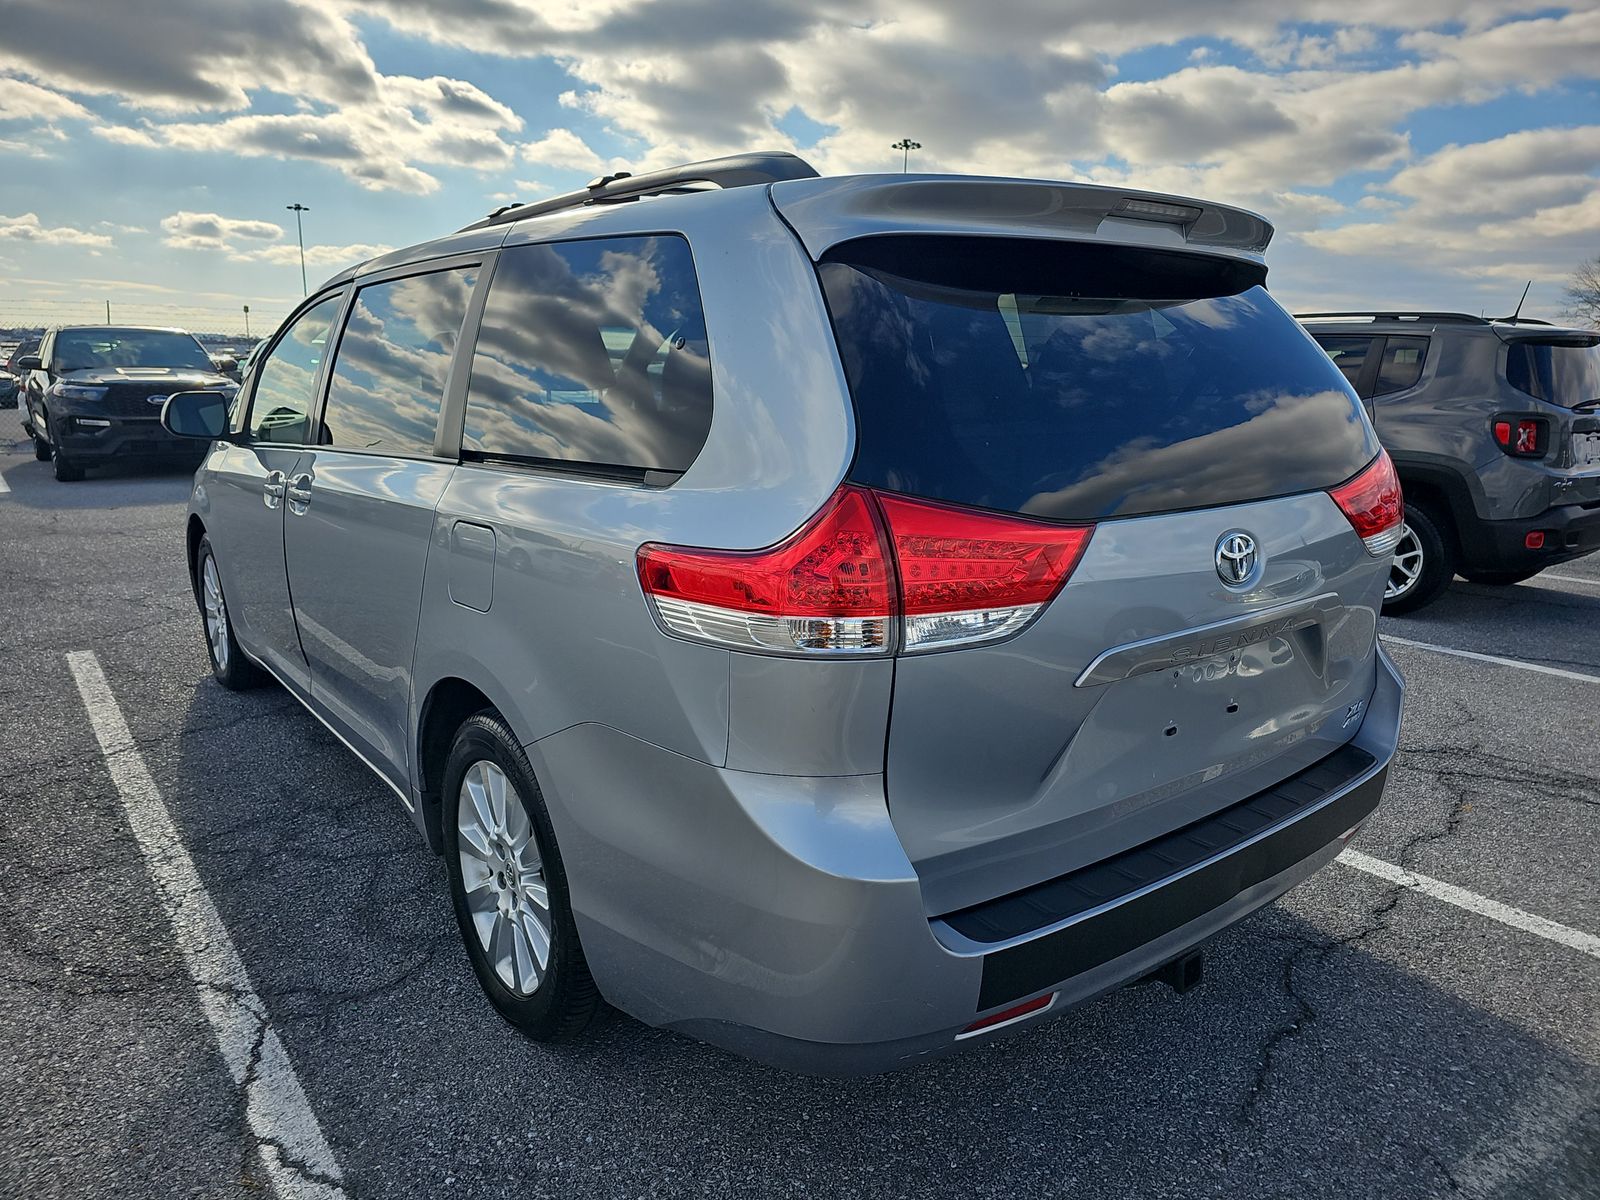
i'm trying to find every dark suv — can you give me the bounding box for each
[1300,312,1600,613]
[19,325,238,481]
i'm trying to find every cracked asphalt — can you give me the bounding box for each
[1,435,1596,1200]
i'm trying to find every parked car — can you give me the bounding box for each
[161,152,1405,1074]
[1300,312,1600,612]
[6,338,39,421]
[18,325,237,481]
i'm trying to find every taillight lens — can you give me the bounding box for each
[1492,417,1544,457]
[637,486,1095,655]
[1329,450,1404,557]
[875,492,1093,650]
[637,485,896,655]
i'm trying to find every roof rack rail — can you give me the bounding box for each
[460,150,820,232]
[1294,311,1491,324]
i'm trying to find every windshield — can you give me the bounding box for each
[1506,339,1600,408]
[52,328,214,372]
[820,236,1378,522]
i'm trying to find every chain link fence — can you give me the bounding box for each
[0,300,296,339]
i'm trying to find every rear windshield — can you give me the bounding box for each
[820,236,1379,521]
[1505,339,1600,408]
[52,328,214,372]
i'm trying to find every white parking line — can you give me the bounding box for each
[1537,572,1600,588]
[66,651,348,1200]
[0,470,9,494]
[1380,634,1600,685]
[1339,849,1600,960]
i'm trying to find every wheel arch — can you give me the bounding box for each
[415,675,502,854]
[185,515,207,600]
[1393,462,1471,554]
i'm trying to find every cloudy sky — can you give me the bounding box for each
[1,0,1596,333]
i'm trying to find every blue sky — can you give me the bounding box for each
[0,1,1596,334]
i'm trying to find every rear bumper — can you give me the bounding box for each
[1460,501,1600,572]
[532,647,1404,1075]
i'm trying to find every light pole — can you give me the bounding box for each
[285,203,310,295]
[892,138,921,173]
[242,304,251,338]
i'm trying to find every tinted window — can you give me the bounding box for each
[821,236,1378,521]
[462,236,713,477]
[320,267,477,456]
[249,294,343,444]
[52,327,213,371]
[1372,336,1428,396]
[1315,336,1375,391]
[1506,339,1600,408]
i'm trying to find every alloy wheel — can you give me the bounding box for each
[1385,522,1422,601]
[202,555,230,671]
[456,760,552,997]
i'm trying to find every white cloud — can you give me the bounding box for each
[161,210,284,253]
[0,213,113,247]
[0,76,92,122]
[519,128,608,173]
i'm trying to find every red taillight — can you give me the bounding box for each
[1329,450,1404,557]
[1493,417,1543,457]
[637,485,896,655]
[637,486,1095,655]
[875,492,1093,650]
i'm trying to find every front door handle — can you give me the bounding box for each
[263,470,286,509]
[286,472,314,516]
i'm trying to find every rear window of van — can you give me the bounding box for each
[820,236,1379,521]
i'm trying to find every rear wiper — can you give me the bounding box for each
[1571,398,1600,412]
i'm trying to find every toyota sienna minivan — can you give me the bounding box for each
[161,152,1405,1074]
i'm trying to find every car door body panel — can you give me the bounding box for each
[284,453,456,787]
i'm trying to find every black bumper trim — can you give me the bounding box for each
[963,744,1384,1009]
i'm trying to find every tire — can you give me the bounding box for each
[1382,502,1454,615]
[442,712,601,1042]
[195,536,267,690]
[52,448,84,482]
[1459,567,1541,586]
[33,434,49,462]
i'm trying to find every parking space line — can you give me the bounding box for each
[66,651,349,1200]
[1537,572,1600,588]
[0,470,9,494]
[1380,634,1600,685]
[1339,849,1600,960]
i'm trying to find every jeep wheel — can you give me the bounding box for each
[1382,503,1454,615]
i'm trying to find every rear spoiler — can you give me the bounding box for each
[769,175,1273,265]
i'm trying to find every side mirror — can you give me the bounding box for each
[214,356,239,375]
[16,354,40,371]
[161,390,230,440]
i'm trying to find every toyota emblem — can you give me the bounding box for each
[1215,531,1260,587]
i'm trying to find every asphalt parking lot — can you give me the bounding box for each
[1,437,1596,1200]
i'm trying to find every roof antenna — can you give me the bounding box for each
[1508,280,1532,324]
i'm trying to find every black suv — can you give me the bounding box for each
[1299,312,1600,613]
[19,326,237,482]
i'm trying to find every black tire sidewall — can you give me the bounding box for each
[440,713,597,1040]
[1383,502,1454,615]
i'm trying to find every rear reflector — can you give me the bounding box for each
[1526,531,1546,550]
[956,991,1056,1039]
[1329,450,1404,557]
[638,486,1095,656]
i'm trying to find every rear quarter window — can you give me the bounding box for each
[821,236,1379,521]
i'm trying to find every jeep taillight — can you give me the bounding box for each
[1492,417,1545,457]
[1329,450,1404,557]
[637,486,1094,655]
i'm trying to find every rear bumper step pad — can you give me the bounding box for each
[943,743,1381,1009]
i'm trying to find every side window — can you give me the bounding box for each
[462,235,713,478]
[319,267,477,456]
[248,294,343,444]
[1314,336,1376,392]
[1373,336,1428,396]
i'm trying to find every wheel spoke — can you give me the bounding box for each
[518,907,551,974]
[510,917,538,991]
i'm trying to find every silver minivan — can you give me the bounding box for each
[163,153,1405,1074]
